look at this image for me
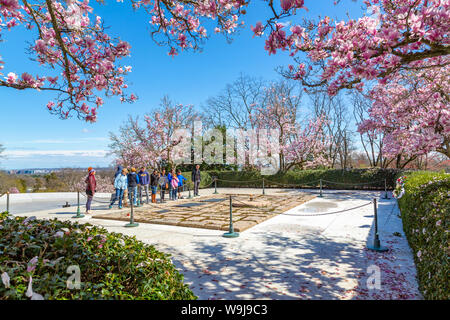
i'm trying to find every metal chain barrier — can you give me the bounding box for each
[79,191,113,204]
[216,178,264,183]
[200,179,218,188]
[321,179,386,186]
[263,179,322,187]
[230,195,373,217]
[77,176,389,207]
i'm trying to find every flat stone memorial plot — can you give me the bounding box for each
[93,193,315,232]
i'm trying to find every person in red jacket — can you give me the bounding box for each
[85,167,97,214]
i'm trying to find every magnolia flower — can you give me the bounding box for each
[6,72,18,84]
[23,216,37,225]
[251,22,263,37]
[27,256,38,273]
[1,272,10,288]
[47,101,55,110]
[168,47,178,58]
[280,0,294,11]
[26,276,44,300]
[54,231,64,238]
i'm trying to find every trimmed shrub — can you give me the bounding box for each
[396,171,449,300]
[0,212,196,300]
[181,171,212,190]
[208,168,407,190]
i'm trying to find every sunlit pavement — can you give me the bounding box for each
[6,188,422,300]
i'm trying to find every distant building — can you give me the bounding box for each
[4,167,113,175]
[6,169,60,175]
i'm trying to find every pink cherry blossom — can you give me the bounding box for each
[0,0,136,121]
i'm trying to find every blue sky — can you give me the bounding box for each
[0,1,364,169]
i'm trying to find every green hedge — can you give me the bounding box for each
[396,171,449,300]
[207,168,407,190]
[0,212,196,300]
[181,171,213,190]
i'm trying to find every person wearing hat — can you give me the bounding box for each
[127,167,140,206]
[85,167,96,214]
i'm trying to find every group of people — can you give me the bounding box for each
[83,164,202,213]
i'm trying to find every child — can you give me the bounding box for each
[170,169,179,200]
[176,170,187,199]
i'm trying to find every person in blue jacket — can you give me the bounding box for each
[176,169,187,199]
[127,167,140,206]
[110,168,128,209]
[138,166,150,204]
[110,165,123,204]
[114,165,123,179]
[167,169,173,200]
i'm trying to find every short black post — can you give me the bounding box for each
[213,177,219,194]
[188,184,192,199]
[319,179,323,197]
[125,192,139,227]
[6,192,10,213]
[262,178,265,195]
[223,195,239,238]
[136,187,142,207]
[383,179,389,199]
[367,198,388,252]
[72,191,85,218]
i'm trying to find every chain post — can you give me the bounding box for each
[188,184,193,199]
[367,198,388,252]
[223,195,239,238]
[136,187,142,207]
[213,177,219,194]
[72,191,85,219]
[125,192,139,227]
[383,179,389,199]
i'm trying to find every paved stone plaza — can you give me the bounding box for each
[93,192,315,232]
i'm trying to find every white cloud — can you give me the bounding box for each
[4,149,109,158]
[21,137,108,144]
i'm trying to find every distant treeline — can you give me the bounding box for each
[0,168,115,194]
